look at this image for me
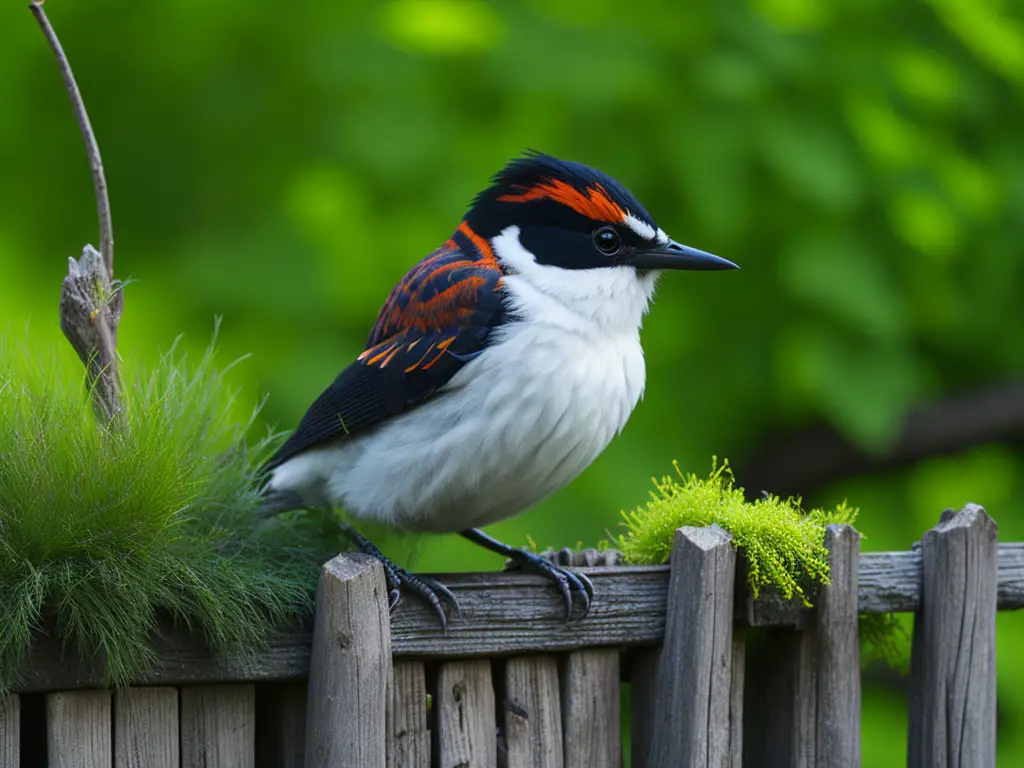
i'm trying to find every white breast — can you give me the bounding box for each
[268,225,656,532]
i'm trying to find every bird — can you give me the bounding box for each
[259,151,738,629]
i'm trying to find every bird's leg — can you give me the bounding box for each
[459,528,594,621]
[341,524,461,632]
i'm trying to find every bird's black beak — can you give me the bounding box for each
[631,239,739,271]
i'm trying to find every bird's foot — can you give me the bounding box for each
[342,525,460,632]
[504,549,595,622]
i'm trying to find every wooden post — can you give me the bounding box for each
[504,656,563,768]
[114,687,178,767]
[649,524,738,768]
[560,649,620,768]
[742,525,860,768]
[305,553,392,768]
[388,662,430,768]
[180,684,255,767]
[908,504,997,768]
[46,690,112,768]
[1,695,19,768]
[256,681,307,768]
[436,660,496,768]
[813,524,861,767]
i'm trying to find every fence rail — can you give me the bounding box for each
[0,503,1015,766]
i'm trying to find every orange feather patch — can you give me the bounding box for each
[497,178,626,223]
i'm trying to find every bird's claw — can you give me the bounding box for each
[378,559,461,633]
[343,525,460,631]
[509,550,594,622]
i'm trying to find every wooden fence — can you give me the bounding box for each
[0,503,1019,766]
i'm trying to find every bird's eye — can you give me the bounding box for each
[593,226,622,256]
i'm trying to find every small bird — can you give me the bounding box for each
[260,152,737,628]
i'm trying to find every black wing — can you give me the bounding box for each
[263,224,507,471]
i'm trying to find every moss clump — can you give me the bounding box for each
[612,459,857,606]
[0,334,347,694]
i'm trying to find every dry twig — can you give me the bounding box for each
[30,1,122,420]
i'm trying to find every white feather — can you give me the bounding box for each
[269,226,655,532]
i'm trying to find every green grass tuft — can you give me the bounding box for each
[612,459,858,606]
[0,333,348,694]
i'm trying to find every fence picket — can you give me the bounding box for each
[650,524,739,767]
[305,553,392,768]
[437,659,496,768]
[560,649,620,768]
[504,656,563,768]
[114,687,178,768]
[46,690,112,768]
[388,661,430,768]
[908,504,998,767]
[180,684,255,767]
[1,695,19,768]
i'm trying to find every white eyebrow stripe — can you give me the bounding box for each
[656,228,669,244]
[622,213,657,241]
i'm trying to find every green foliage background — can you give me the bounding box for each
[1,0,1022,762]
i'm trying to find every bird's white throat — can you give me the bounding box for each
[491,225,658,336]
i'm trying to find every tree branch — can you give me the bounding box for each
[30,1,114,277]
[738,380,1024,499]
[30,1,122,420]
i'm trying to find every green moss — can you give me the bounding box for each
[612,459,857,606]
[0,333,348,694]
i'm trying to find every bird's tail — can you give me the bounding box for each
[256,488,305,519]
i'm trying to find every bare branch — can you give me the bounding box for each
[31,1,121,420]
[30,1,114,279]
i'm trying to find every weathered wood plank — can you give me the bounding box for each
[255,681,306,768]
[46,689,112,768]
[908,504,998,767]
[437,659,496,768]
[114,687,178,768]
[1,695,19,768]
[504,656,563,768]
[560,649,620,768]
[814,525,861,767]
[11,542,1024,694]
[628,647,660,768]
[388,662,430,768]
[742,525,862,768]
[180,684,255,767]
[650,525,738,767]
[305,553,391,768]
[729,635,745,768]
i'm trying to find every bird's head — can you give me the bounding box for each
[465,151,737,279]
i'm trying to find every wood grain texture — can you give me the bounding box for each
[729,635,745,768]
[305,553,391,768]
[560,649,620,768]
[388,662,430,768]
[628,647,660,768]
[908,504,998,768]
[0,695,19,768]
[504,656,563,768]
[114,687,178,768]
[437,660,496,768]
[46,689,112,768]
[180,684,255,768]
[814,525,861,767]
[650,525,738,768]
[12,541,1024,694]
[256,681,307,768]
[743,526,862,768]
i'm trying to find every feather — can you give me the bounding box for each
[263,225,507,470]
